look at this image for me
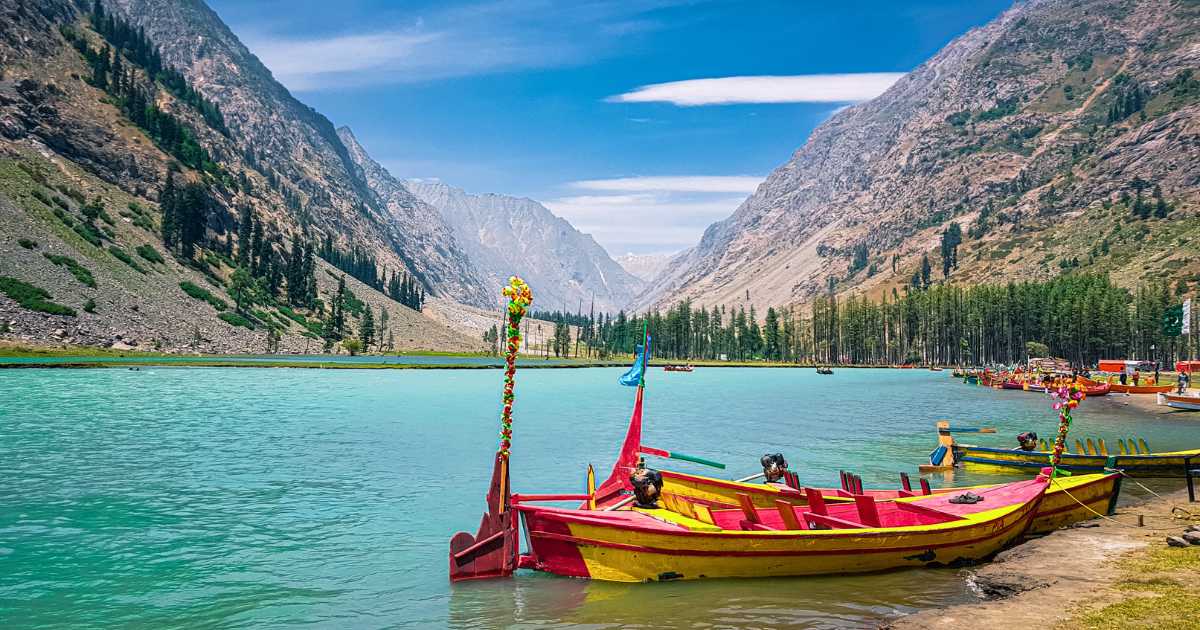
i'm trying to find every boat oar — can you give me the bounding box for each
[639,445,726,469]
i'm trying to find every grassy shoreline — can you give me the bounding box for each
[0,340,960,369]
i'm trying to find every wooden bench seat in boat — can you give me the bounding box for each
[705,489,966,531]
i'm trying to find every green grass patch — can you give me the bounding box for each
[52,207,74,227]
[108,247,146,274]
[179,281,227,311]
[0,276,76,316]
[17,238,37,249]
[51,195,70,210]
[72,222,102,247]
[83,298,96,313]
[135,244,164,264]
[42,253,96,287]
[218,312,254,329]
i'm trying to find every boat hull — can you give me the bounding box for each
[1079,377,1171,394]
[955,445,1200,477]
[656,469,1118,536]
[519,481,1046,582]
[1160,393,1200,411]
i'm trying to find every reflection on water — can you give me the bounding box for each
[0,367,1191,628]
[450,568,975,629]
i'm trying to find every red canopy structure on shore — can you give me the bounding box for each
[1176,361,1200,374]
[1098,359,1154,373]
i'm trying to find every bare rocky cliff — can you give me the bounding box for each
[337,127,490,305]
[405,179,645,313]
[645,0,1200,313]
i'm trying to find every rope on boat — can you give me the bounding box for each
[1049,477,1197,531]
[1104,468,1200,520]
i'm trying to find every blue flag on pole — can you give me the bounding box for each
[618,339,651,387]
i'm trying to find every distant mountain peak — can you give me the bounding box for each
[405,179,644,312]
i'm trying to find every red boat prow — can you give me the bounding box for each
[449,453,520,581]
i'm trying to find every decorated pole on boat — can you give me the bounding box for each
[448,277,532,582]
[1048,381,1086,476]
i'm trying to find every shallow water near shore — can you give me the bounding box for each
[1,367,1192,628]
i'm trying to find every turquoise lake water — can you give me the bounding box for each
[0,354,605,366]
[1,367,1195,628]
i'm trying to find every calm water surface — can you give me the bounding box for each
[1,368,1193,628]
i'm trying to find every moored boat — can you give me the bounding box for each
[517,477,1049,582]
[664,364,694,372]
[1079,376,1171,394]
[1158,392,1200,411]
[953,441,1198,477]
[1107,382,1173,394]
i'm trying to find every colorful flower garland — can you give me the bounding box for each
[498,277,532,458]
[1048,381,1086,473]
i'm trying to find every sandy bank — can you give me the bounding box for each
[886,487,1200,629]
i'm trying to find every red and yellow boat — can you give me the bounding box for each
[517,478,1048,582]
[1079,374,1171,395]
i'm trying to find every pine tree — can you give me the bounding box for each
[324,275,347,341]
[229,266,257,314]
[940,222,962,277]
[160,169,178,250]
[360,305,375,350]
[249,220,264,275]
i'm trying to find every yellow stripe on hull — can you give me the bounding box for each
[546,500,1040,582]
[1028,475,1118,534]
[958,446,1200,477]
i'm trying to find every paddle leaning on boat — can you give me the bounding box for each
[449,281,1120,583]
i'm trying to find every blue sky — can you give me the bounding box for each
[208,0,1014,256]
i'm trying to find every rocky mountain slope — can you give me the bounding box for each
[645,0,1200,313]
[615,252,673,283]
[406,179,645,313]
[336,126,490,304]
[0,0,483,352]
[102,0,490,307]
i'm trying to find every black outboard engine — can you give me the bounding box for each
[761,453,789,482]
[1016,431,1039,451]
[629,462,664,508]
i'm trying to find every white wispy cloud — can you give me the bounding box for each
[571,175,762,193]
[546,175,762,253]
[238,1,677,91]
[608,73,906,106]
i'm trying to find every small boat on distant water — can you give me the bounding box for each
[1158,392,1200,411]
[929,366,943,372]
[664,364,694,372]
[816,366,833,375]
